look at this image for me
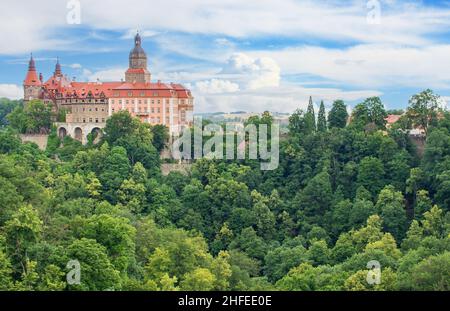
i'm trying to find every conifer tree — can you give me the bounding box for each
[304,96,316,133]
[317,100,327,132]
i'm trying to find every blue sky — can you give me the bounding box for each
[1,0,450,113]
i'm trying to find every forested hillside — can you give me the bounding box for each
[0,90,449,291]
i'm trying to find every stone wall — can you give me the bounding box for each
[160,163,192,176]
[19,134,49,150]
[56,122,105,145]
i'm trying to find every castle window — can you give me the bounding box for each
[95,118,98,123]
[140,92,145,97]
[114,92,119,97]
[83,118,86,123]
[111,100,115,104]
[128,92,132,97]
[89,118,92,122]
[102,118,105,122]
[153,92,158,97]
[157,108,160,113]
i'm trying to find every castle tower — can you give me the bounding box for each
[125,32,151,83]
[54,57,62,77]
[23,54,42,103]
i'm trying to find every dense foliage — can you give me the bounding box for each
[0,91,449,291]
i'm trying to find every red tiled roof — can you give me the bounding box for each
[385,114,401,124]
[125,68,149,74]
[60,82,122,98]
[24,70,41,86]
[34,73,192,100]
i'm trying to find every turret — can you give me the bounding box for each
[54,57,62,77]
[23,54,42,103]
[125,32,151,83]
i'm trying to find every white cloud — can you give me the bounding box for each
[194,84,381,113]
[82,67,126,82]
[69,63,82,69]
[2,1,450,54]
[0,84,23,100]
[222,53,280,89]
[215,38,234,47]
[156,52,380,113]
[194,79,240,94]
[248,44,450,89]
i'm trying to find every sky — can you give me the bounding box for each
[1,0,450,113]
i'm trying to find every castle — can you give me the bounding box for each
[23,33,194,144]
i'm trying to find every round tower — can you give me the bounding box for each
[125,32,151,83]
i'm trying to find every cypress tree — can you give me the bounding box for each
[317,100,327,132]
[305,96,316,133]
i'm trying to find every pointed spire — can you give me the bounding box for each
[135,31,141,46]
[24,53,40,86]
[54,57,62,77]
[28,53,36,71]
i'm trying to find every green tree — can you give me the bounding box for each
[151,124,169,153]
[66,238,121,290]
[328,100,348,129]
[8,100,53,134]
[356,157,385,198]
[294,171,333,221]
[0,248,13,290]
[276,263,345,291]
[264,242,308,282]
[317,100,327,132]
[409,252,450,290]
[304,96,316,133]
[0,98,22,127]
[181,268,216,291]
[351,97,387,130]
[375,185,408,241]
[81,214,136,273]
[407,89,441,135]
[288,109,307,135]
[4,205,43,274]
